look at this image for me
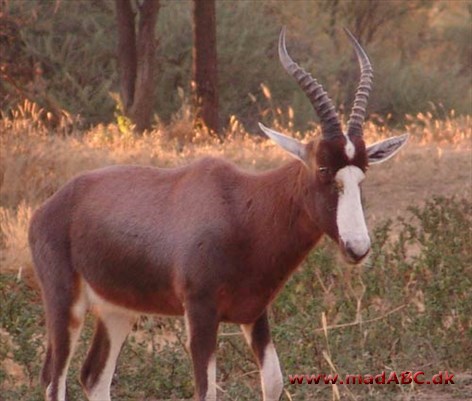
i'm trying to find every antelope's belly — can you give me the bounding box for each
[79,276,184,317]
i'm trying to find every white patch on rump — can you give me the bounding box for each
[335,166,370,257]
[344,135,356,160]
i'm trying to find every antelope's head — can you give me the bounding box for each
[260,28,408,264]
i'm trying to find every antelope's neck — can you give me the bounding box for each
[252,160,322,264]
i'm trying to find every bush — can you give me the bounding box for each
[0,197,470,400]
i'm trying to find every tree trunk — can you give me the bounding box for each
[192,0,219,136]
[115,0,136,111]
[115,0,159,133]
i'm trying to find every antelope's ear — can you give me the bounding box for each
[259,123,308,164]
[367,133,409,165]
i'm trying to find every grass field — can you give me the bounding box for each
[0,110,471,400]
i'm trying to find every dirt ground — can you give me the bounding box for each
[363,143,471,225]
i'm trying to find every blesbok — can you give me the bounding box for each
[29,28,408,401]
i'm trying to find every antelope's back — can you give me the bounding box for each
[29,159,250,313]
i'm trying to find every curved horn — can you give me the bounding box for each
[278,27,342,140]
[344,28,374,137]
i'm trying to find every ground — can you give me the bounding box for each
[364,143,471,225]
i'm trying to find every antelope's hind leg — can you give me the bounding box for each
[80,310,135,401]
[41,278,87,401]
[241,311,283,401]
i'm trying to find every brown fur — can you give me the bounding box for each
[29,136,367,400]
[80,319,110,392]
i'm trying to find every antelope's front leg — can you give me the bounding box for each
[241,311,283,401]
[185,303,219,401]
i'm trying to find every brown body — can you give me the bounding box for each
[31,158,326,322]
[29,28,408,401]
[29,156,329,401]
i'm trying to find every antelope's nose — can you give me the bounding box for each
[344,238,370,264]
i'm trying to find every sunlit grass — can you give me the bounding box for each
[0,105,471,400]
[0,100,470,275]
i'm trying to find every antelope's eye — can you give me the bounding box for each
[318,166,333,183]
[318,167,330,176]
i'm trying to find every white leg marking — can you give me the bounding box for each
[184,311,217,401]
[86,312,134,401]
[336,165,370,257]
[205,354,217,401]
[82,284,136,401]
[184,311,191,352]
[261,342,283,401]
[47,325,82,401]
[344,134,356,160]
[241,324,283,401]
[48,293,87,401]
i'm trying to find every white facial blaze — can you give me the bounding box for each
[335,166,370,257]
[344,134,356,160]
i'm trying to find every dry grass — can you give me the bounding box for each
[0,101,471,400]
[0,202,33,277]
[0,104,471,277]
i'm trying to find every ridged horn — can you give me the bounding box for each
[278,27,342,140]
[344,28,374,137]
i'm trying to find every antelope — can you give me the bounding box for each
[29,28,408,401]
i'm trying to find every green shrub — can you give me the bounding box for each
[0,197,470,400]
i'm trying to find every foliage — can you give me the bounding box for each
[1,0,117,125]
[0,273,44,400]
[267,197,471,400]
[1,0,471,131]
[0,197,470,400]
[0,107,470,399]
